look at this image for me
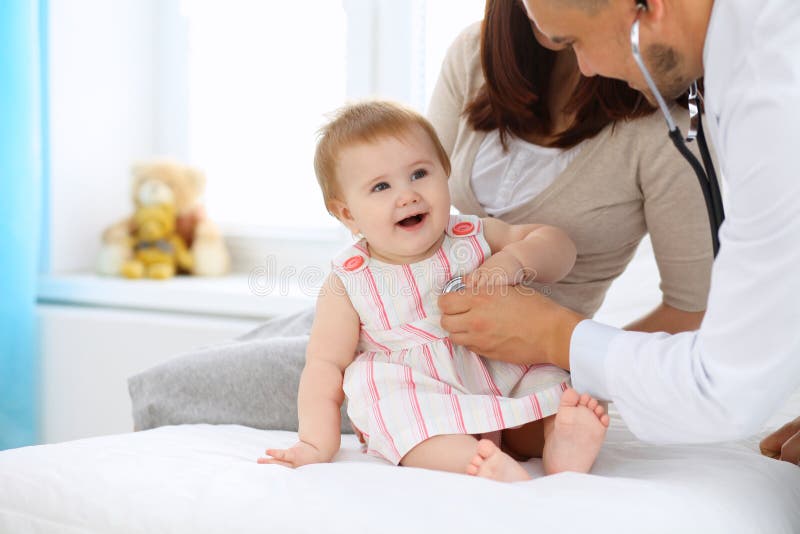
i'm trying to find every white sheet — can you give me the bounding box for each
[2,393,800,534]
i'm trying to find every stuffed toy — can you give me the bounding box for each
[96,160,231,278]
[122,203,193,279]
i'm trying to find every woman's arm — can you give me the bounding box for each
[470,217,577,287]
[635,107,714,334]
[624,302,704,333]
[258,273,359,467]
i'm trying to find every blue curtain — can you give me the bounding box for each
[0,0,44,449]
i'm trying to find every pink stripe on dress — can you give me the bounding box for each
[490,395,506,429]
[361,328,391,353]
[450,394,468,434]
[402,264,426,320]
[401,323,440,343]
[436,248,451,280]
[476,357,503,396]
[366,353,401,460]
[405,366,429,442]
[447,342,466,388]
[468,235,485,266]
[422,344,441,382]
[363,268,391,330]
[444,338,455,358]
[529,394,543,420]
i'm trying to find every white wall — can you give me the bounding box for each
[47,0,159,273]
[39,304,259,444]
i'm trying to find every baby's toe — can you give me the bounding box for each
[476,439,497,459]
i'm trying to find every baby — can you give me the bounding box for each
[258,101,609,481]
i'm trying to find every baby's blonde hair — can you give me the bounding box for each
[313,100,451,215]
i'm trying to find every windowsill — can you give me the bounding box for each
[37,272,316,320]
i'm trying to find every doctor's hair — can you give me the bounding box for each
[313,100,451,215]
[467,0,655,150]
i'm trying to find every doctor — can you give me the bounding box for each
[439,0,800,464]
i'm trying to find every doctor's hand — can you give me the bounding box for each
[438,285,583,370]
[760,416,800,465]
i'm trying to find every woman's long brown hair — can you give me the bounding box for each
[465,0,656,149]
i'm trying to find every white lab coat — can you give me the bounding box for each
[571,0,800,443]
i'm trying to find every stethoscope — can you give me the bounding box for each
[631,2,724,256]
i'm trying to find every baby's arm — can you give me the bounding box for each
[469,218,577,287]
[258,273,360,467]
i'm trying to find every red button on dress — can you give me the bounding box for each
[452,221,475,236]
[343,255,365,271]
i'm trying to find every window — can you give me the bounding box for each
[422,1,487,110]
[43,0,487,275]
[179,0,486,239]
[183,0,348,235]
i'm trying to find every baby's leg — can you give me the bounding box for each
[501,419,547,460]
[400,434,480,473]
[542,388,610,475]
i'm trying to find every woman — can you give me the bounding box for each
[428,0,712,331]
[426,0,713,459]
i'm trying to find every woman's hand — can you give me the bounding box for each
[438,285,583,369]
[257,440,329,468]
[760,416,800,465]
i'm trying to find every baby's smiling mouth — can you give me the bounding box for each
[397,213,427,228]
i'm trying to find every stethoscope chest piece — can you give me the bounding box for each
[442,275,466,294]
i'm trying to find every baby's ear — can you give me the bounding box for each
[328,199,359,235]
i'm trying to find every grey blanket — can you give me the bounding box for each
[128,307,353,434]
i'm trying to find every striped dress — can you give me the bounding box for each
[336,214,570,464]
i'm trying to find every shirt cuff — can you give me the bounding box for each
[569,319,622,401]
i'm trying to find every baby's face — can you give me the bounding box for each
[331,125,451,264]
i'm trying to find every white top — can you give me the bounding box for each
[570,0,800,443]
[470,130,583,217]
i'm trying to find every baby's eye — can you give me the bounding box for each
[371,182,390,193]
[411,168,428,180]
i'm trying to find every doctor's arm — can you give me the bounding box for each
[441,80,800,445]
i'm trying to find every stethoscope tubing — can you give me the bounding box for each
[630,13,725,256]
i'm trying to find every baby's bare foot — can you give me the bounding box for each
[543,388,610,475]
[465,439,531,482]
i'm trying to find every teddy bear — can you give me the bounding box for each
[96,160,231,278]
[121,203,194,279]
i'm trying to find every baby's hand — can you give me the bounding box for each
[257,440,328,468]
[463,251,532,289]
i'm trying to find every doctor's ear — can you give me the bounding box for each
[634,0,665,25]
